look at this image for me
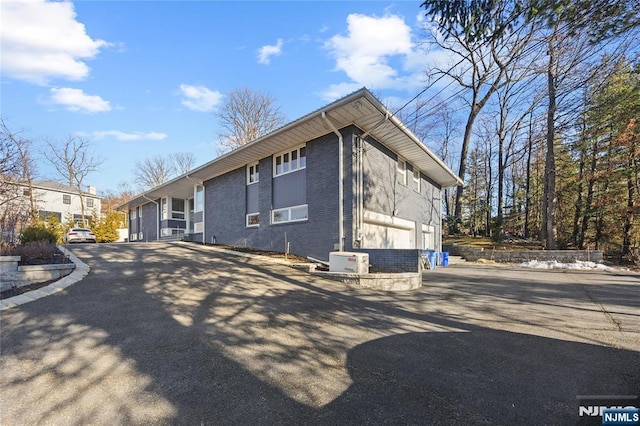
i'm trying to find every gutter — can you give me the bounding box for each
[321,111,344,252]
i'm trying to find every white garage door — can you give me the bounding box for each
[362,211,415,249]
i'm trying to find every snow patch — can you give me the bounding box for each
[518,260,614,272]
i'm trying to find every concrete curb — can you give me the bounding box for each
[0,245,90,311]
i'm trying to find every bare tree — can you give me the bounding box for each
[133,156,175,190]
[0,118,37,242]
[216,88,286,154]
[422,14,537,229]
[173,152,197,175]
[44,137,103,226]
[0,118,25,198]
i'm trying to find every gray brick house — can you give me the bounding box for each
[119,88,461,261]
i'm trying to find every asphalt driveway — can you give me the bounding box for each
[1,242,638,425]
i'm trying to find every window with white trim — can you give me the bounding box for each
[86,198,94,208]
[131,209,137,220]
[137,206,142,218]
[397,158,407,186]
[247,162,259,184]
[194,185,204,212]
[138,232,143,240]
[171,198,185,220]
[161,197,168,220]
[63,194,71,204]
[272,204,308,224]
[130,233,137,241]
[246,213,260,227]
[412,167,421,192]
[274,145,306,177]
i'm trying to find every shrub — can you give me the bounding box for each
[19,224,58,245]
[3,241,65,265]
[92,211,121,243]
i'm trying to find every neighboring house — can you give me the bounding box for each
[18,180,101,225]
[118,88,462,260]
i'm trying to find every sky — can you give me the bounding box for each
[1,0,450,195]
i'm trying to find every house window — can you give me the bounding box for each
[131,209,137,220]
[161,197,168,220]
[274,145,306,177]
[39,210,62,222]
[86,198,94,208]
[23,188,30,196]
[138,232,143,240]
[63,194,71,204]
[171,198,185,220]
[247,163,259,184]
[246,213,260,227]
[413,167,421,192]
[130,233,137,241]
[272,204,308,224]
[195,185,204,212]
[137,206,142,218]
[397,158,407,186]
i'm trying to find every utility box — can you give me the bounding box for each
[329,251,369,274]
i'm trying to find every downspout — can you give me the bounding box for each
[186,175,204,244]
[356,113,390,244]
[142,194,159,241]
[322,111,344,252]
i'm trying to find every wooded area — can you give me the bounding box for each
[403,0,639,262]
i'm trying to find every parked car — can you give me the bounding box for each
[64,228,97,244]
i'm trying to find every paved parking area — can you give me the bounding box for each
[1,242,638,425]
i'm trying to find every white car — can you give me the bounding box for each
[64,228,97,244]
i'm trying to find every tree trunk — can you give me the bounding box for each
[524,114,533,238]
[579,137,598,248]
[572,137,586,248]
[621,156,635,258]
[542,32,558,249]
[454,104,479,224]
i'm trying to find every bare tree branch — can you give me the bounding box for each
[216,88,286,154]
[43,136,104,226]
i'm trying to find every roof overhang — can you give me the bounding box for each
[118,88,462,210]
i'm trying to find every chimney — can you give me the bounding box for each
[87,185,97,195]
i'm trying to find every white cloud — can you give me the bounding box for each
[325,14,413,89]
[321,12,455,100]
[88,130,168,141]
[179,84,223,112]
[0,0,109,85]
[257,39,284,65]
[319,82,363,102]
[49,87,111,113]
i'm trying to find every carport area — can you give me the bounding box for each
[1,242,638,424]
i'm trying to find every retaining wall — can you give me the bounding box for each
[0,256,75,292]
[312,271,421,291]
[442,244,603,263]
[351,248,422,273]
